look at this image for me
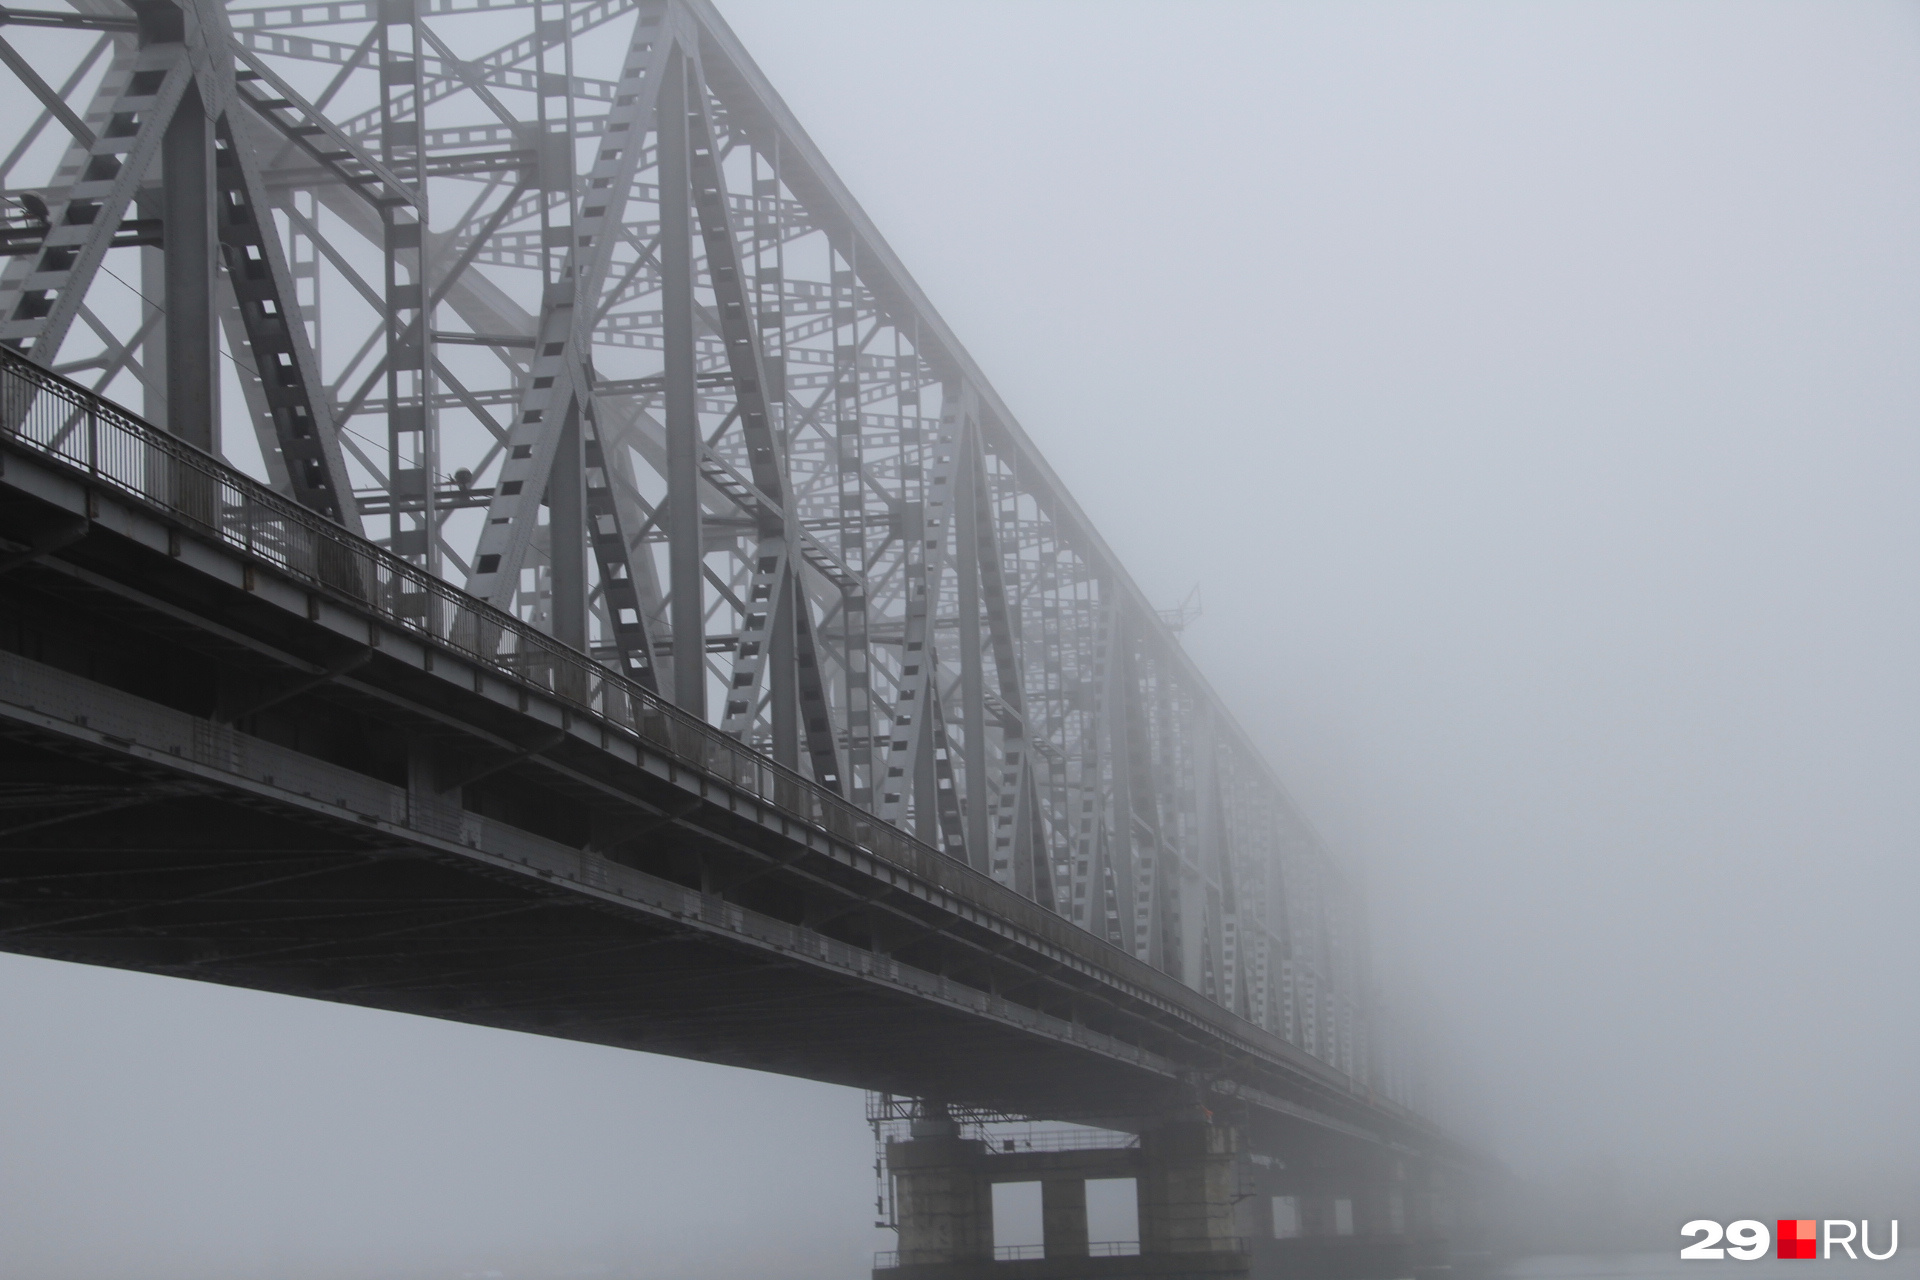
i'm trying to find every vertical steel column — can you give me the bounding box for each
[770,567,798,768]
[1105,599,1140,958]
[1155,665,1195,984]
[756,142,795,768]
[1074,595,1115,937]
[914,702,938,845]
[834,245,871,805]
[1039,539,1070,910]
[137,185,166,429]
[841,587,873,805]
[969,433,1043,899]
[877,393,962,831]
[378,0,431,567]
[659,48,703,716]
[1130,647,1169,972]
[549,396,587,649]
[288,189,321,375]
[752,141,785,424]
[905,384,938,847]
[526,0,573,627]
[955,415,988,870]
[161,80,216,452]
[1194,709,1238,1013]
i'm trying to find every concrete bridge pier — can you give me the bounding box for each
[892,1108,994,1269]
[879,1104,1250,1280]
[1405,1157,1488,1280]
[1040,1176,1089,1259]
[1136,1110,1242,1259]
[1243,1148,1426,1280]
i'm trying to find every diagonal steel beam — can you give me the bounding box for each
[875,407,965,827]
[683,44,781,522]
[214,109,361,529]
[0,35,97,148]
[462,5,672,620]
[790,571,842,794]
[716,535,785,737]
[0,45,194,369]
[581,375,661,687]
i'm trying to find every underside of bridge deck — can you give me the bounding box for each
[0,580,1156,1119]
[0,428,1436,1162]
[0,711,1156,1117]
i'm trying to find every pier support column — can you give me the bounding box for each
[1256,1152,1418,1280]
[1407,1158,1455,1280]
[1137,1112,1242,1258]
[1041,1176,1089,1258]
[889,1109,992,1268]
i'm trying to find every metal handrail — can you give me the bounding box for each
[0,345,911,863]
[0,349,1077,899]
[985,1130,1140,1154]
[874,1239,1248,1268]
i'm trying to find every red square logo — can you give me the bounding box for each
[1778,1220,1817,1259]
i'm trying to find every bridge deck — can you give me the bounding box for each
[0,351,1441,1159]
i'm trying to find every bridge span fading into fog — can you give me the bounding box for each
[0,2,1486,1275]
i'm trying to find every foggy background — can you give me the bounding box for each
[4,1,1919,1276]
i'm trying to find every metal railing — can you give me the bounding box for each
[0,345,937,867]
[875,1240,1249,1268]
[984,1129,1140,1154]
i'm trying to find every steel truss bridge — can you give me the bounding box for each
[0,0,1478,1268]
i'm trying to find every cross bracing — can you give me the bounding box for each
[0,0,1395,1100]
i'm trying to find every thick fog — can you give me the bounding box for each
[4,2,1918,1276]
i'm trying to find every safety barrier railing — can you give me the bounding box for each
[983,1129,1140,1154]
[0,346,951,873]
[874,1240,1247,1268]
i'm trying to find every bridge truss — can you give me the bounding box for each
[0,0,1403,1103]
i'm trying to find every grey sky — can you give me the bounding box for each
[4,2,1917,1275]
